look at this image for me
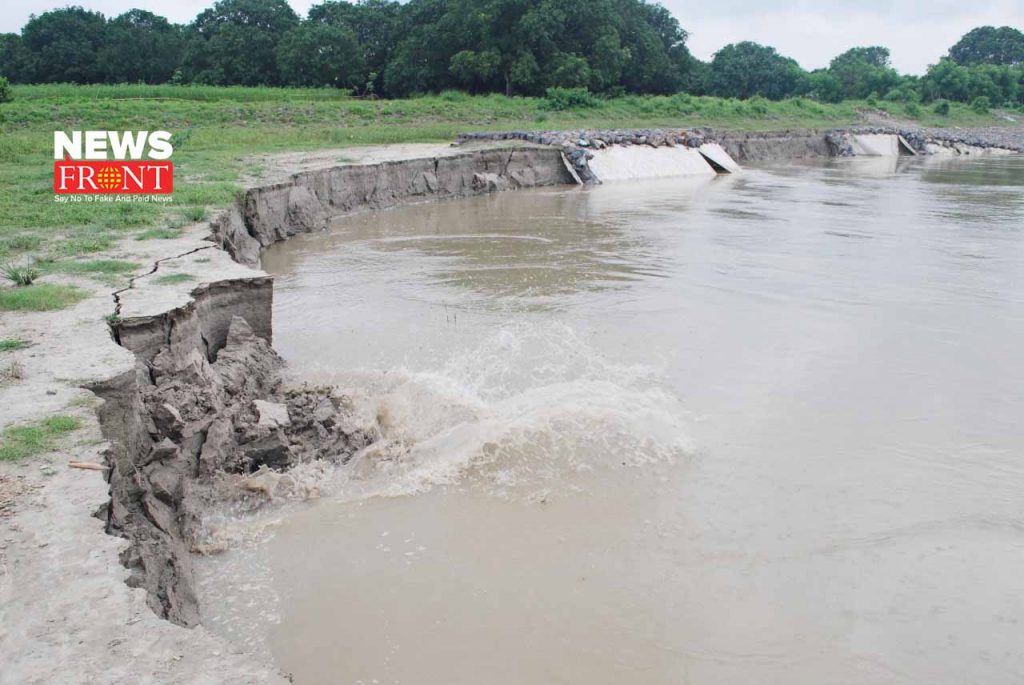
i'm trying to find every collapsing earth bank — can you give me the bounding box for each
[93,145,579,626]
[88,127,1022,629]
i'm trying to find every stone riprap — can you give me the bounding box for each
[459,126,1023,181]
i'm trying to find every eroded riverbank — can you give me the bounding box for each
[2,125,1024,679]
[200,155,1024,684]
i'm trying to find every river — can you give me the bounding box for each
[197,155,1024,685]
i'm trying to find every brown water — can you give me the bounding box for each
[198,156,1024,685]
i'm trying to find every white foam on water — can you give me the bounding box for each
[332,320,693,500]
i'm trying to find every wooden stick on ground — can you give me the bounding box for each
[68,462,108,471]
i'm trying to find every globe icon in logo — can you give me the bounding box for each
[96,165,123,191]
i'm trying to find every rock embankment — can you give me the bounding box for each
[457,128,833,181]
[825,126,1024,156]
[459,126,1023,181]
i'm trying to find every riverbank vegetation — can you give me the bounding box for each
[1,1,1023,108]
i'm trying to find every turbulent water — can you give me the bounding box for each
[197,155,1024,685]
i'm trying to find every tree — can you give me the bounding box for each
[20,7,108,83]
[921,58,1023,105]
[382,0,701,97]
[449,49,502,91]
[180,0,299,85]
[0,34,36,83]
[949,26,1024,66]
[99,10,183,83]
[277,21,365,88]
[710,42,804,100]
[827,46,899,100]
[806,69,842,103]
[308,0,402,93]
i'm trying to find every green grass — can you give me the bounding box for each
[40,259,139,275]
[0,414,81,461]
[0,339,29,351]
[13,83,355,102]
[0,283,87,311]
[59,234,115,255]
[0,83,1012,261]
[181,206,208,222]
[152,272,194,285]
[135,228,181,240]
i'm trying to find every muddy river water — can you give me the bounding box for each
[197,156,1024,684]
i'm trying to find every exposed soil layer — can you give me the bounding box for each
[98,305,376,625]
[215,145,578,266]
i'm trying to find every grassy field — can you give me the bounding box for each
[0,83,1010,278]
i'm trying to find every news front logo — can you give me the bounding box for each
[53,130,173,198]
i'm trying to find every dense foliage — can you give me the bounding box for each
[949,26,1024,66]
[0,1,1021,108]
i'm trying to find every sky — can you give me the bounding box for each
[3,0,1023,74]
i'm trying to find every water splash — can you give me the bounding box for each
[335,321,693,500]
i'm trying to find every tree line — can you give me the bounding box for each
[1,0,1023,107]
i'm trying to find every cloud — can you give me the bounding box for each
[667,0,1024,73]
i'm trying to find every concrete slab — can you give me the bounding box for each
[850,134,903,157]
[588,146,716,182]
[698,143,741,173]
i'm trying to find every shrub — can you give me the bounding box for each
[904,102,920,117]
[971,96,991,114]
[1,260,40,286]
[182,206,207,222]
[543,87,598,111]
[0,76,12,104]
[747,96,769,115]
[439,89,469,103]
[932,99,951,115]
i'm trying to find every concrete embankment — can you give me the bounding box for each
[1,127,1020,683]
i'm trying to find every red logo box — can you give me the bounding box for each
[54,160,174,195]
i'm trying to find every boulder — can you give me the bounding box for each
[253,399,290,428]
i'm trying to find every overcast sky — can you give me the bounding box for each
[3,0,1023,74]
